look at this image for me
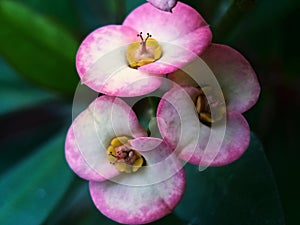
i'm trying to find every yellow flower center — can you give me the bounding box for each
[126,32,162,69]
[106,136,144,173]
[195,86,226,126]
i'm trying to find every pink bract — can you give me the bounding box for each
[147,0,178,12]
[65,96,185,224]
[76,2,212,97]
[157,44,260,166]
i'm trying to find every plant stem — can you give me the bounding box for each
[147,96,159,117]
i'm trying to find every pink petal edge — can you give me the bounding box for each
[65,96,147,181]
[76,25,164,97]
[201,43,261,113]
[65,126,114,182]
[123,2,209,42]
[89,167,185,224]
[157,86,250,167]
[76,25,136,78]
[180,112,250,166]
[124,2,212,75]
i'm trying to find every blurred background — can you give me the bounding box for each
[0,0,299,224]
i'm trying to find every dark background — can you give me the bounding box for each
[0,0,299,224]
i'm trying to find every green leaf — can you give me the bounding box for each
[0,132,74,225]
[125,0,144,14]
[0,101,69,172]
[150,214,186,225]
[0,1,79,94]
[14,0,79,32]
[182,0,231,25]
[175,133,285,225]
[44,181,119,225]
[0,58,54,114]
[0,79,53,115]
[211,0,256,42]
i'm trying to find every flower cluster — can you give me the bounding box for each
[65,1,260,224]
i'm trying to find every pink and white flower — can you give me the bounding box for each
[157,44,261,166]
[65,96,185,224]
[76,2,212,97]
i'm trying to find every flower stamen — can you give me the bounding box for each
[127,32,162,69]
[137,32,152,53]
[107,136,144,173]
[195,86,226,126]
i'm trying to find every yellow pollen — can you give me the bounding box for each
[195,86,226,125]
[106,136,144,173]
[126,32,162,68]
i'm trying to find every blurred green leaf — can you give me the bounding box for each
[175,133,285,225]
[0,1,79,94]
[0,58,55,114]
[0,131,74,225]
[0,78,53,115]
[151,214,185,225]
[231,0,300,39]
[44,180,118,225]
[15,0,79,32]
[125,0,144,14]
[211,0,256,41]
[183,0,231,25]
[0,100,70,172]
[74,0,126,35]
